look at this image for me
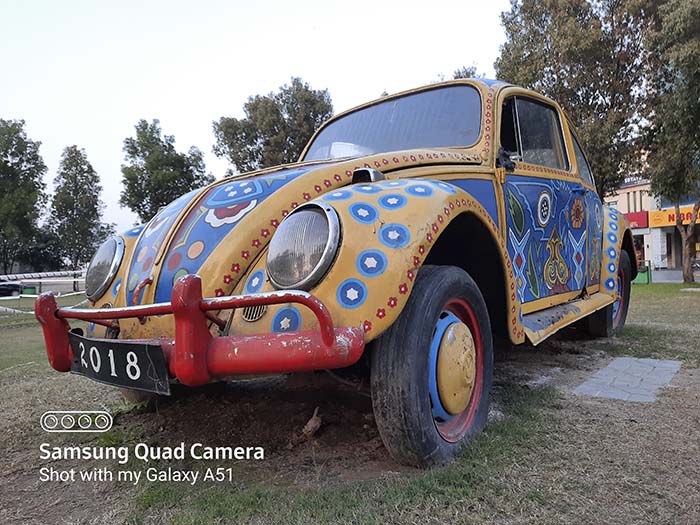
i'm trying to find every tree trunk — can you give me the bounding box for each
[681,234,694,283]
[676,200,700,284]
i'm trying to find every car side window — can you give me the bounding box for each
[515,98,569,171]
[500,98,520,159]
[572,133,595,187]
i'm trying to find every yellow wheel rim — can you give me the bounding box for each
[436,322,476,415]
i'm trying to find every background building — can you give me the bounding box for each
[604,177,699,270]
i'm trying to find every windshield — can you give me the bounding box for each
[303,85,482,161]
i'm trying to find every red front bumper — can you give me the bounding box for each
[34,274,365,387]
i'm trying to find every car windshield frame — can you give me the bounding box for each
[302,84,482,162]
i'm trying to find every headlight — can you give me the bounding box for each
[85,237,124,301]
[267,203,340,290]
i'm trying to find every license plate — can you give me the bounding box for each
[69,332,171,395]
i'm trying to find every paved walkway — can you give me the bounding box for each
[574,357,681,402]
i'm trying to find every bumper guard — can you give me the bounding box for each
[34,274,365,386]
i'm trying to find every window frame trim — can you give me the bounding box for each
[570,130,596,190]
[509,95,571,173]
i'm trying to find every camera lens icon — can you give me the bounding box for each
[40,411,113,433]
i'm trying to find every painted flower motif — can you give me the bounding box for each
[418,245,425,255]
[407,270,415,280]
[334,174,342,181]
[427,233,433,243]
[432,223,439,232]
[261,229,270,238]
[413,256,420,268]
[252,239,261,247]
[231,263,240,273]
[324,180,332,187]
[271,219,280,227]
[449,202,455,210]
[571,198,585,229]
[388,297,397,308]
[291,202,298,209]
[223,274,233,284]
[303,192,311,200]
[382,158,389,165]
[345,170,353,177]
[215,288,225,297]
[399,283,408,295]
[282,210,289,217]
[241,250,250,259]
[376,308,386,319]
[437,215,444,224]
[314,185,322,193]
[363,320,373,333]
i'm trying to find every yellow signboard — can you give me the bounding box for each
[649,206,697,228]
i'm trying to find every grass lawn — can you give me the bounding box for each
[128,282,700,524]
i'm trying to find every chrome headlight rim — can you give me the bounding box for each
[85,237,125,301]
[267,202,341,291]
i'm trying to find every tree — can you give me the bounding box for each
[17,227,64,272]
[453,66,478,79]
[120,119,214,223]
[495,0,650,197]
[645,0,700,283]
[213,78,333,174]
[0,119,47,274]
[49,146,114,269]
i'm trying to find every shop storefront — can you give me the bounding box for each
[648,206,699,269]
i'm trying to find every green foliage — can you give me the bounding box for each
[49,146,114,269]
[495,0,649,197]
[213,78,333,174]
[0,119,47,274]
[453,65,478,79]
[17,226,64,271]
[120,120,214,223]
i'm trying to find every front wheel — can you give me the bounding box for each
[370,265,493,467]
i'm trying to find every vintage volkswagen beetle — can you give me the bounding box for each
[36,79,635,467]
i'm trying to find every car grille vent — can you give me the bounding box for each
[242,305,267,322]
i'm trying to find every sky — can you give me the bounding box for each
[1,0,511,233]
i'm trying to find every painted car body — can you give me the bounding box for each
[36,79,636,389]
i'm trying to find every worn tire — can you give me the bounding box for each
[585,250,632,337]
[370,265,493,467]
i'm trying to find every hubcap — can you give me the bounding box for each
[436,322,476,415]
[428,300,484,443]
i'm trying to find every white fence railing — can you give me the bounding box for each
[1,272,87,321]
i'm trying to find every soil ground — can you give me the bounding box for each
[0,282,698,524]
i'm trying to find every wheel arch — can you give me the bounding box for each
[621,228,638,280]
[423,212,510,340]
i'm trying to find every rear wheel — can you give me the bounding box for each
[585,251,632,337]
[370,265,493,467]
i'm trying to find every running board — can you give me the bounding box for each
[522,293,615,346]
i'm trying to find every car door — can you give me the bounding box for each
[570,131,603,290]
[499,95,588,309]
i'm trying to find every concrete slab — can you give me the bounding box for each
[574,357,681,402]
